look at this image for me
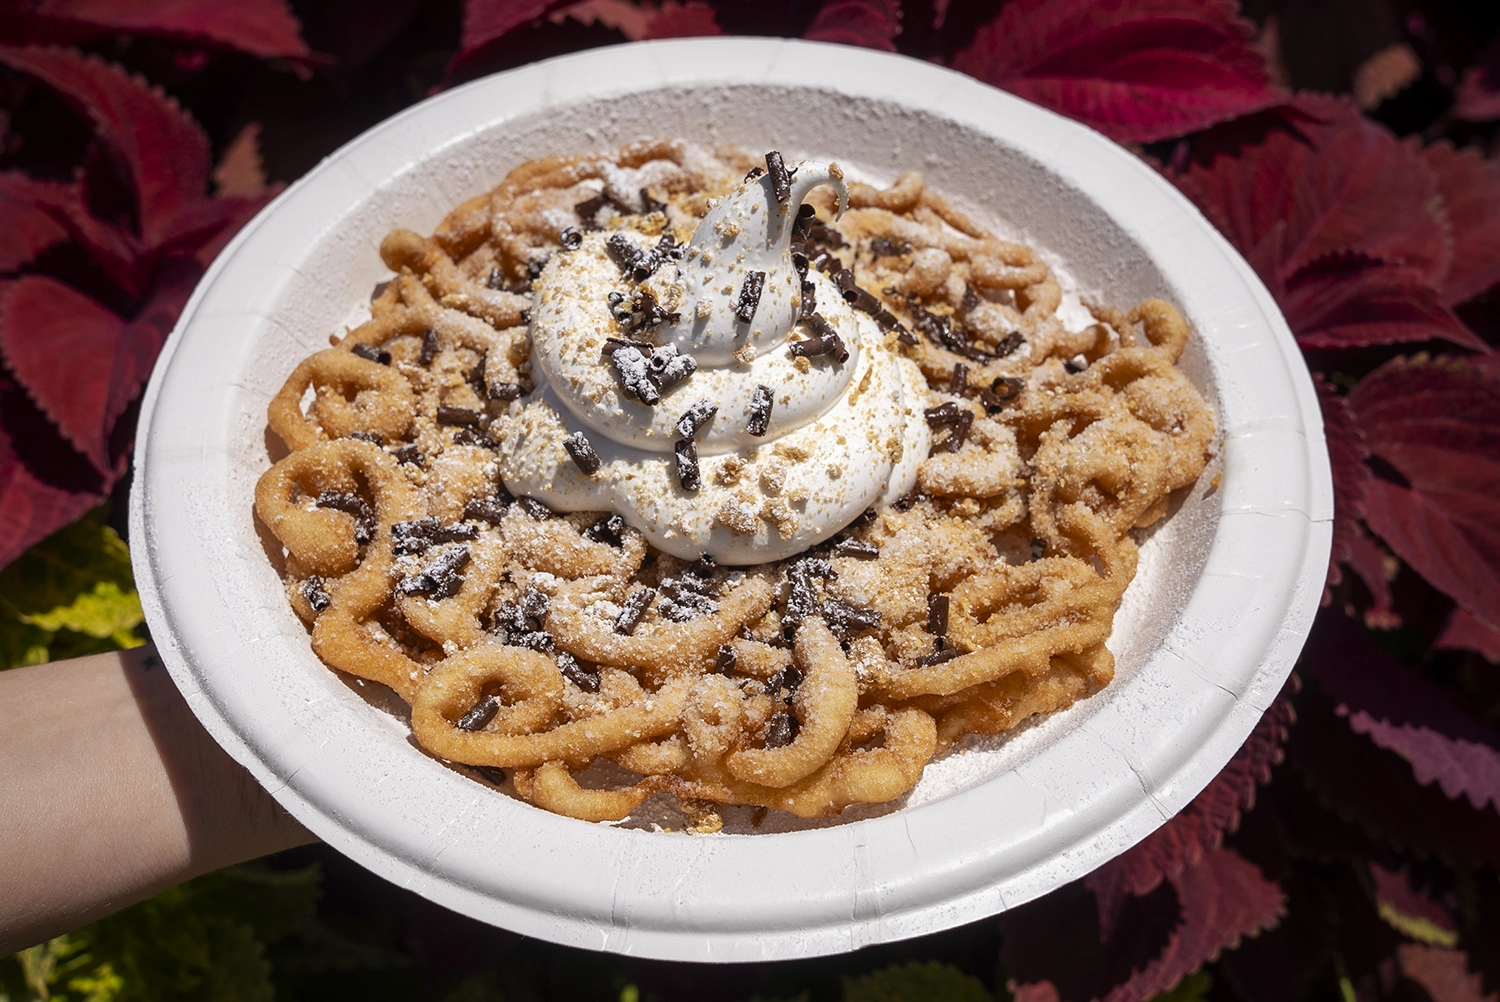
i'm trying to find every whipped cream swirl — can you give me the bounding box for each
[498,157,931,564]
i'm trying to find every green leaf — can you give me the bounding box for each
[0,863,320,1002]
[0,509,145,669]
[844,961,994,1002]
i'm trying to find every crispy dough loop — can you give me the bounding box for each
[267,348,416,451]
[723,618,858,788]
[526,761,657,822]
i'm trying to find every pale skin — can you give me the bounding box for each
[0,646,313,956]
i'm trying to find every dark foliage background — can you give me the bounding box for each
[2,1,1499,1000]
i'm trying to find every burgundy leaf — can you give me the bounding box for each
[1370,863,1458,947]
[1305,610,1500,814]
[1350,356,1500,632]
[0,264,197,474]
[642,1,721,39]
[27,0,310,59]
[1008,851,1282,1002]
[0,172,70,272]
[951,0,1281,145]
[1319,375,1371,594]
[1398,945,1498,1002]
[1421,141,1500,308]
[1344,523,1400,629]
[1216,871,1332,1002]
[1087,686,1295,938]
[1436,608,1500,664]
[1453,35,1500,124]
[1281,255,1485,351]
[803,0,901,52]
[0,422,103,569]
[0,276,126,470]
[212,122,269,198]
[0,46,211,250]
[1174,95,1449,286]
[454,0,578,69]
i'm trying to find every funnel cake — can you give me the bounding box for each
[253,140,1215,826]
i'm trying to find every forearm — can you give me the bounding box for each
[0,646,313,955]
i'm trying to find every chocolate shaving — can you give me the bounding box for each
[747,384,774,436]
[927,594,950,645]
[917,648,963,667]
[488,382,521,401]
[807,221,844,247]
[419,328,439,366]
[675,400,718,439]
[949,363,969,394]
[527,259,546,280]
[615,587,656,635]
[765,151,792,202]
[924,401,965,426]
[870,237,910,258]
[647,343,698,390]
[1031,537,1047,560]
[610,345,660,405]
[735,271,766,324]
[456,695,499,732]
[640,187,666,214]
[783,556,833,631]
[348,431,383,445]
[575,192,608,221]
[1064,356,1088,374]
[941,412,973,452]
[822,597,881,639]
[437,405,480,426]
[583,513,625,546]
[764,711,799,748]
[714,644,737,676]
[674,438,701,492]
[832,268,857,298]
[832,538,880,559]
[351,342,391,365]
[995,331,1025,357]
[658,576,719,621]
[766,666,803,703]
[563,431,602,475]
[303,575,331,613]
[788,313,849,362]
[395,444,423,466]
[463,496,511,525]
[453,427,492,448]
[744,166,766,182]
[392,517,478,555]
[486,267,506,289]
[979,376,1025,412]
[557,652,600,692]
[845,285,883,315]
[316,491,376,545]
[559,226,582,250]
[800,280,816,318]
[516,496,552,520]
[397,545,470,600]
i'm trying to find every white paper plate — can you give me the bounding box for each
[130,38,1331,962]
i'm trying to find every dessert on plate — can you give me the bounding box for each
[253,139,1214,827]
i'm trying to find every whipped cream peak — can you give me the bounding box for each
[659,158,848,366]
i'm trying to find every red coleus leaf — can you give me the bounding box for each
[0,171,70,272]
[1398,945,1499,1002]
[951,0,1280,145]
[212,122,270,198]
[803,0,902,52]
[642,2,721,39]
[1436,608,1500,664]
[1370,863,1459,947]
[0,45,211,250]
[1420,141,1500,308]
[1176,95,1449,285]
[1086,686,1295,938]
[0,421,104,569]
[1305,610,1500,814]
[1007,850,1283,1002]
[1280,254,1484,351]
[454,0,578,69]
[20,0,310,59]
[0,264,197,473]
[1349,356,1500,634]
[1453,34,1500,124]
[1318,374,1370,590]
